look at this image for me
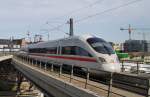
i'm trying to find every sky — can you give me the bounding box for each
[0,0,149,43]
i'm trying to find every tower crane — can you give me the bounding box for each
[120,24,150,40]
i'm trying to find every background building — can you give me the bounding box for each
[0,38,26,52]
[113,43,124,51]
[124,40,150,53]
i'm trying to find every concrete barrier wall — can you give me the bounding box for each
[0,55,13,62]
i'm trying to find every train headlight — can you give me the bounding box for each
[99,57,106,63]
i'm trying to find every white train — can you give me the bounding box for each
[20,35,121,74]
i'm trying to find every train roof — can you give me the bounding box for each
[28,35,93,45]
[26,35,103,49]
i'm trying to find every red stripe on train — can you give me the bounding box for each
[47,56,97,62]
[30,53,97,62]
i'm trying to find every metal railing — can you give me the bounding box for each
[13,54,150,97]
[121,59,150,74]
[0,51,15,57]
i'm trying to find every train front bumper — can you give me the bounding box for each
[102,63,121,72]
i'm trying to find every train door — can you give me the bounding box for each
[57,40,61,55]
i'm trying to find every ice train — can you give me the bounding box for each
[20,35,121,74]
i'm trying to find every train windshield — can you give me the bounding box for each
[87,38,115,54]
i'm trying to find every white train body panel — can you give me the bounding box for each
[20,35,121,74]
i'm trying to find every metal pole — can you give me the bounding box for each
[32,59,33,66]
[21,56,24,62]
[85,68,89,89]
[59,64,62,77]
[121,61,124,72]
[51,64,53,72]
[129,24,131,40]
[107,72,113,97]
[36,59,38,67]
[29,57,30,65]
[21,56,23,62]
[24,56,26,63]
[45,63,47,71]
[28,57,30,64]
[23,56,25,62]
[29,58,31,65]
[26,56,27,63]
[40,61,42,69]
[70,65,74,83]
[69,18,73,36]
[48,33,50,41]
[137,61,139,74]
[22,56,23,62]
[28,57,29,64]
[146,79,150,97]
[27,57,28,64]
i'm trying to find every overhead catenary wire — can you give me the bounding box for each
[39,0,104,35]
[47,0,105,21]
[75,0,144,23]
[43,0,105,34]
[44,0,144,33]
[40,22,68,35]
[38,0,144,37]
[62,0,104,16]
[48,23,66,31]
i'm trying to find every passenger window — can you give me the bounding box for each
[29,47,57,54]
[39,48,46,53]
[75,47,92,57]
[61,46,92,57]
[29,48,39,53]
[47,47,57,54]
[62,46,72,55]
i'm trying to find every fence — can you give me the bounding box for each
[13,54,150,97]
[0,51,16,57]
[121,59,150,74]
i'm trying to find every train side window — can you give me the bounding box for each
[29,48,39,53]
[62,46,77,55]
[29,48,46,53]
[32,48,39,53]
[39,48,46,53]
[29,47,57,54]
[29,49,32,53]
[46,47,57,54]
[62,46,92,57]
[62,46,72,55]
[75,47,92,57]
